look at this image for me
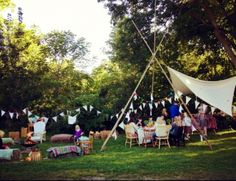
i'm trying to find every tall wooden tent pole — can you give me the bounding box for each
[100,57,153,151]
[131,20,212,150]
[100,33,166,152]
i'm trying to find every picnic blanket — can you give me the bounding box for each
[47,145,82,157]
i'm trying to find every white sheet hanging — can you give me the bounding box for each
[167,66,236,116]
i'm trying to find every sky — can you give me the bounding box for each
[10,0,113,73]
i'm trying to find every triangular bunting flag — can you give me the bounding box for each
[161,100,165,107]
[116,113,119,118]
[211,106,216,114]
[59,112,65,117]
[28,110,32,117]
[90,105,94,112]
[154,102,158,108]
[52,116,57,122]
[16,113,19,119]
[76,108,80,112]
[195,100,200,109]
[168,97,172,104]
[83,105,88,111]
[119,121,125,130]
[142,102,146,108]
[139,105,143,110]
[186,96,191,104]
[1,110,5,116]
[134,109,137,114]
[23,108,27,114]
[97,110,101,116]
[9,112,14,119]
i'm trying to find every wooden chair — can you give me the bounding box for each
[143,128,155,148]
[124,125,139,148]
[154,125,171,149]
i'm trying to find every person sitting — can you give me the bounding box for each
[74,125,84,142]
[0,130,9,149]
[155,116,166,125]
[182,112,192,140]
[169,116,184,146]
[25,132,37,145]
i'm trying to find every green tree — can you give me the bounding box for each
[98,0,236,68]
[43,30,90,63]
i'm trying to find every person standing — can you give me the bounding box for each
[197,104,208,141]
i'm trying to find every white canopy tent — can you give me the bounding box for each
[167,66,236,116]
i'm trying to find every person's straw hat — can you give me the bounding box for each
[0,130,5,138]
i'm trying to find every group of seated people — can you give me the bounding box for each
[124,108,193,146]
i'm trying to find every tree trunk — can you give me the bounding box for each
[203,2,236,67]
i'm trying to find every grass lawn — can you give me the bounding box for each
[1,129,236,180]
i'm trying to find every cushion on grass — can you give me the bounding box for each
[50,134,74,143]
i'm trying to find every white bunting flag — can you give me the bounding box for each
[211,106,216,114]
[119,121,125,130]
[154,102,158,108]
[186,96,191,104]
[16,113,19,119]
[76,108,80,112]
[90,105,94,112]
[116,113,119,118]
[161,100,165,107]
[1,110,5,116]
[134,109,137,114]
[97,110,101,116]
[142,102,146,108]
[9,112,14,119]
[23,108,27,114]
[195,100,200,109]
[68,115,77,125]
[52,116,57,122]
[59,112,65,117]
[139,105,143,110]
[110,116,114,120]
[83,105,88,111]
[28,110,32,117]
[168,97,172,104]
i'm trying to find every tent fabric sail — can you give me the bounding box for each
[167,66,236,116]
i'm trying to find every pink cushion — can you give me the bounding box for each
[50,134,73,143]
